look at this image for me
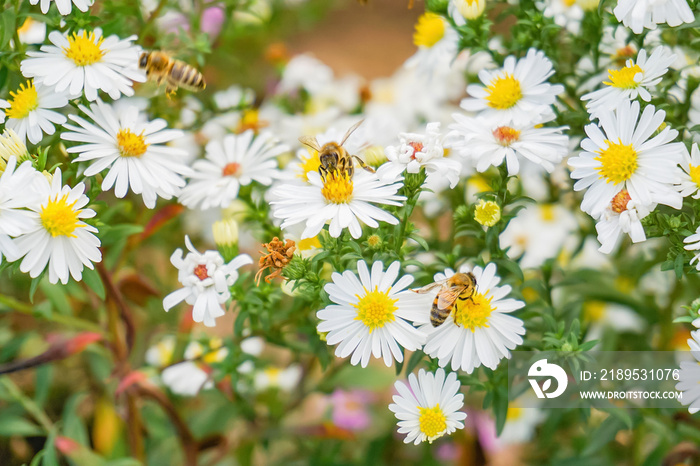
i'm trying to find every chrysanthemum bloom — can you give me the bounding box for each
[21,29,145,101]
[448,113,569,175]
[163,236,253,327]
[595,190,653,254]
[253,365,302,392]
[675,324,700,413]
[461,48,564,125]
[17,18,47,45]
[405,12,460,78]
[420,263,526,374]
[448,0,486,25]
[0,157,39,264]
[29,0,93,15]
[388,368,467,444]
[614,0,694,34]
[179,130,288,210]
[582,47,676,116]
[568,100,684,218]
[0,80,68,144]
[678,144,700,199]
[317,260,429,368]
[271,163,405,240]
[14,168,102,285]
[536,0,584,34]
[62,100,191,209]
[384,122,462,188]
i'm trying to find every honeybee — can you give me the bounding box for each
[139,51,206,95]
[412,273,477,327]
[298,120,375,180]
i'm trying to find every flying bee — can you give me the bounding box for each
[298,120,375,181]
[412,272,477,328]
[138,51,206,95]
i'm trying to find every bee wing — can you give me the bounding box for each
[340,119,364,146]
[411,280,448,294]
[436,286,467,311]
[299,136,321,152]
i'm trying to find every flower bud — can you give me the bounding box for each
[213,218,239,262]
[474,199,501,227]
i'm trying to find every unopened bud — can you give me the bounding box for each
[213,218,239,262]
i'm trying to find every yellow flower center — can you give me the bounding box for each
[583,301,606,322]
[156,340,174,365]
[562,0,576,6]
[321,170,353,204]
[298,236,321,251]
[540,204,555,221]
[610,189,632,213]
[485,74,523,110]
[595,139,638,184]
[353,286,398,332]
[194,264,209,280]
[453,291,493,331]
[116,129,149,158]
[506,405,524,420]
[688,164,700,189]
[18,18,36,35]
[5,81,39,120]
[40,193,83,238]
[222,162,241,176]
[63,31,105,67]
[299,150,321,182]
[492,126,521,146]
[367,234,382,247]
[474,200,501,227]
[418,404,447,442]
[413,13,445,48]
[605,64,642,89]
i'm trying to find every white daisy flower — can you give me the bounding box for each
[536,0,585,34]
[384,122,462,189]
[163,236,253,327]
[253,365,302,392]
[614,0,694,34]
[568,100,684,218]
[317,260,429,368]
[676,325,700,413]
[62,100,191,209]
[448,0,487,25]
[678,143,700,199]
[17,18,47,45]
[582,47,676,116]
[161,362,213,396]
[0,80,68,144]
[595,189,653,254]
[388,368,467,444]
[30,0,93,15]
[271,163,405,240]
[461,48,564,125]
[405,12,460,79]
[0,157,39,264]
[179,130,288,210]
[420,263,526,374]
[448,113,569,175]
[14,168,102,285]
[683,226,700,271]
[21,29,145,102]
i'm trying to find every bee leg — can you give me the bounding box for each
[319,165,328,181]
[352,155,375,173]
[165,86,178,99]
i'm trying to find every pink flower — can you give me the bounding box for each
[202,4,225,39]
[330,389,373,431]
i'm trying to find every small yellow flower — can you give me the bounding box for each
[474,199,501,227]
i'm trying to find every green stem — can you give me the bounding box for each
[0,377,54,433]
[0,294,104,334]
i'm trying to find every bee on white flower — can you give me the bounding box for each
[163,236,253,327]
[582,47,676,116]
[14,168,102,285]
[614,0,694,35]
[21,29,145,102]
[0,81,69,144]
[62,100,191,209]
[461,48,564,125]
[388,368,467,444]
[419,263,526,374]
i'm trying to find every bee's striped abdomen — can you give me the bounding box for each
[168,60,206,92]
[430,298,452,327]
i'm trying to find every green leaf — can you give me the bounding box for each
[409,234,430,252]
[0,415,43,437]
[82,267,106,300]
[582,415,627,456]
[1,9,16,49]
[34,365,52,407]
[405,351,424,376]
